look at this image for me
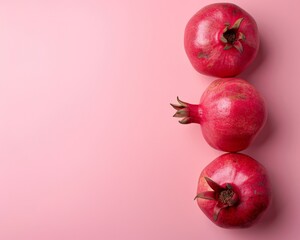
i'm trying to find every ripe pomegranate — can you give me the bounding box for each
[195,153,271,228]
[170,78,266,152]
[184,3,259,77]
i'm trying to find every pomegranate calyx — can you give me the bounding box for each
[195,177,240,221]
[221,17,245,52]
[170,97,202,124]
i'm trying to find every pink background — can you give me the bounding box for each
[0,0,298,239]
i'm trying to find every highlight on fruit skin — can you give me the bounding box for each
[170,78,267,152]
[195,153,271,228]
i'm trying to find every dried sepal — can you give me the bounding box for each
[194,191,216,200]
[234,41,243,53]
[179,117,191,124]
[231,18,244,30]
[176,96,188,107]
[238,32,246,41]
[170,103,184,110]
[224,44,233,50]
[173,109,188,118]
[205,177,224,192]
[213,202,228,221]
[220,35,228,43]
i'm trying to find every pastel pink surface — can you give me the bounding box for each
[0,0,298,239]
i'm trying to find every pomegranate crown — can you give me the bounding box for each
[195,177,239,221]
[220,18,245,53]
[170,97,201,124]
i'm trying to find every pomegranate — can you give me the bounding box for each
[184,3,259,77]
[170,78,266,152]
[195,153,271,228]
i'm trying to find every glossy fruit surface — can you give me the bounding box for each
[171,78,266,152]
[195,153,271,228]
[184,3,259,77]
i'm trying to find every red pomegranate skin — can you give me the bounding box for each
[171,78,266,152]
[196,153,271,228]
[184,3,259,77]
